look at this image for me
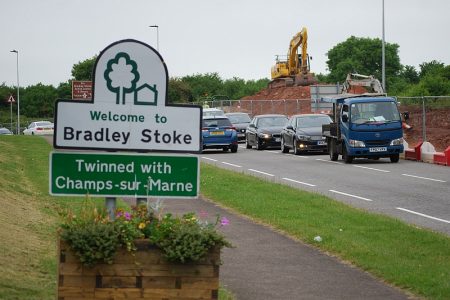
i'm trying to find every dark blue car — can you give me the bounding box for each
[202,116,238,153]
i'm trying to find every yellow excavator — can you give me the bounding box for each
[270,27,318,88]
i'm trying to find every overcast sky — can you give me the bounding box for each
[1,0,449,87]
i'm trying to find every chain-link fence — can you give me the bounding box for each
[191,99,314,116]
[397,96,450,145]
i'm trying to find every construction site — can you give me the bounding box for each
[204,27,450,153]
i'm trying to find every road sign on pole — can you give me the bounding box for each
[50,39,202,206]
[50,152,199,198]
[72,81,92,100]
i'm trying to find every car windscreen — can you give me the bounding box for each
[203,118,232,128]
[257,117,287,127]
[227,114,251,123]
[296,115,332,128]
[36,122,52,127]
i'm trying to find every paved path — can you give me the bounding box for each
[126,197,412,300]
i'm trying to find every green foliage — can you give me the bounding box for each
[56,81,72,99]
[21,83,57,118]
[59,203,231,266]
[71,56,97,81]
[150,213,232,263]
[168,77,193,103]
[324,36,401,84]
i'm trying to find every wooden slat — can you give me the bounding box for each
[94,288,142,299]
[180,277,219,290]
[141,276,176,289]
[100,276,137,288]
[142,288,212,299]
[59,275,97,288]
[58,287,94,298]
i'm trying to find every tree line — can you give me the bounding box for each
[1,36,449,120]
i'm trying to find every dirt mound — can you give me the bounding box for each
[241,86,450,152]
[401,105,450,152]
[242,86,311,100]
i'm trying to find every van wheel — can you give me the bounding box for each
[230,144,238,153]
[390,154,400,163]
[343,146,353,164]
[329,140,338,161]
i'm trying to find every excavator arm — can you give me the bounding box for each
[288,28,308,75]
[269,27,317,88]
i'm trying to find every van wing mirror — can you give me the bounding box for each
[402,112,410,121]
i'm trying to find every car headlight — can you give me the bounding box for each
[349,139,365,147]
[259,133,272,139]
[297,135,311,141]
[390,137,403,146]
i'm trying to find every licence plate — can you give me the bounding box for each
[317,141,326,145]
[211,131,224,135]
[369,147,387,152]
[275,138,281,142]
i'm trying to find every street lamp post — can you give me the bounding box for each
[10,50,20,134]
[381,0,386,92]
[149,25,159,52]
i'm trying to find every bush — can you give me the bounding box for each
[59,202,231,266]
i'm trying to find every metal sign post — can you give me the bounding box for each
[7,95,15,133]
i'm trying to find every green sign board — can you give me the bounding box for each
[50,152,199,198]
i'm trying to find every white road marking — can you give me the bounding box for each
[396,207,450,224]
[352,165,390,173]
[248,169,275,177]
[329,190,373,202]
[316,158,342,164]
[401,174,446,183]
[282,177,316,187]
[201,157,217,162]
[221,161,242,168]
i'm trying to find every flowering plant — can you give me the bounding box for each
[58,201,231,266]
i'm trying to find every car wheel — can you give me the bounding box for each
[230,144,238,153]
[328,140,338,161]
[390,154,400,163]
[281,137,289,153]
[256,138,262,150]
[246,136,252,149]
[293,138,301,155]
[343,146,353,164]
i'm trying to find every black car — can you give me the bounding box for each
[225,112,251,142]
[281,114,332,154]
[246,114,288,150]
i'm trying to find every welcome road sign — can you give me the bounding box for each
[50,152,199,198]
[54,40,202,153]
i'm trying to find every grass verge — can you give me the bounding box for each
[0,136,234,300]
[201,163,450,300]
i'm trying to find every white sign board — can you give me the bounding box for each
[54,40,202,153]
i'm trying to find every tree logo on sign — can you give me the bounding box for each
[104,52,158,106]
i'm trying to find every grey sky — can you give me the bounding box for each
[1,0,449,87]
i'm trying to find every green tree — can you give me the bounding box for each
[21,83,57,117]
[56,81,72,99]
[72,56,97,81]
[168,78,192,103]
[325,36,401,85]
[419,60,445,78]
[181,73,224,100]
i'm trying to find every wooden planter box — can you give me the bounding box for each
[57,239,220,300]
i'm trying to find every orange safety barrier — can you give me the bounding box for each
[433,146,450,166]
[404,141,423,161]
